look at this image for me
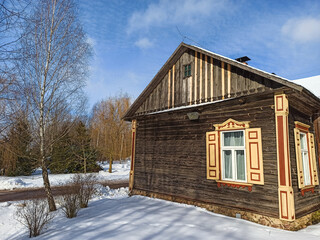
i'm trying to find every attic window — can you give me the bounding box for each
[184,64,191,78]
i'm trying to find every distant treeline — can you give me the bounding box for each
[0,95,131,176]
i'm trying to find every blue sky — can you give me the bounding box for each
[78,0,320,108]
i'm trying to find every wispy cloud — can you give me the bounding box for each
[86,37,96,47]
[281,17,320,43]
[127,0,229,34]
[135,38,154,49]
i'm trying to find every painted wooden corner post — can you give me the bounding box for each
[129,120,137,191]
[274,93,295,221]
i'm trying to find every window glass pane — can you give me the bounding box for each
[223,150,232,179]
[300,133,307,150]
[236,150,245,181]
[302,152,311,185]
[223,131,244,146]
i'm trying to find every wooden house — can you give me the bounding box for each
[123,43,320,230]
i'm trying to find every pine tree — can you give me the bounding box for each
[0,117,35,176]
[49,121,101,174]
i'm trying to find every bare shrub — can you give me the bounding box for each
[60,183,81,218]
[72,173,98,208]
[60,174,97,218]
[16,199,54,238]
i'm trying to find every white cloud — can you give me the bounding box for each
[135,38,154,49]
[86,37,96,47]
[127,0,229,34]
[281,18,320,43]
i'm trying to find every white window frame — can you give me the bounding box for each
[300,132,311,186]
[221,130,247,182]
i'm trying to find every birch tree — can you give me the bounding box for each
[0,0,30,134]
[16,0,91,211]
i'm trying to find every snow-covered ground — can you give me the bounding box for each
[0,187,319,240]
[0,160,130,190]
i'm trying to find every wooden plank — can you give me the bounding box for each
[168,69,171,109]
[199,53,203,103]
[211,57,213,101]
[161,75,165,109]
[205,55,208,102]
[172,65,175,107]
[195,51,198,103]
[214,59,220,100]
[221,61,225,99]
[227,64,231,98]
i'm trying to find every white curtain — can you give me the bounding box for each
[300,133,311,185]
[224,132,244,146]
[224,150,232,179]
[236,150,245,181]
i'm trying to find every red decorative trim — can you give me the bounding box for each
[209,170,217,178]
[208,134,216,141]
[277,116,286,186]
[295,124,309,132]
[248,131,258,139]
[218,122,245,130]
[250,172,260,181]
[306,133,313,184]
[217,181,252,192]
[301,187,315,196]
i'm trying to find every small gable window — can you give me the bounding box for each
[184,64,191,78]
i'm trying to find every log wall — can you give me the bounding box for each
[133,93,281,218]
[288,105,320,218]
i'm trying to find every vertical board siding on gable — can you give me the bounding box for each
[210,57,214,101]
[134,50,277,116]
[213,58,220,101]
[205,55,208,102]
[199,53,203,103]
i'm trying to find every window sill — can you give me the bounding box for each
[300,185,315,196]
[216,180,253,192]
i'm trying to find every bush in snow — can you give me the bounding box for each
[70,173,97,208]
[61,183,81,218]
[16,199,54,238]
[61,174,97,218]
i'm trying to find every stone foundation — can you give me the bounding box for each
[131,189,314,231]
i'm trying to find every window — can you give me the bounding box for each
[294,121,319,188]
[221,131,246,182]
[300,132,311,186]
[206,118,264,185]
[184,64,191,78]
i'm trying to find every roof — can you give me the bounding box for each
[292,75,320,97]
[123,42,320,120]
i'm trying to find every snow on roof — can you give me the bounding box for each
[292,75,320,97]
